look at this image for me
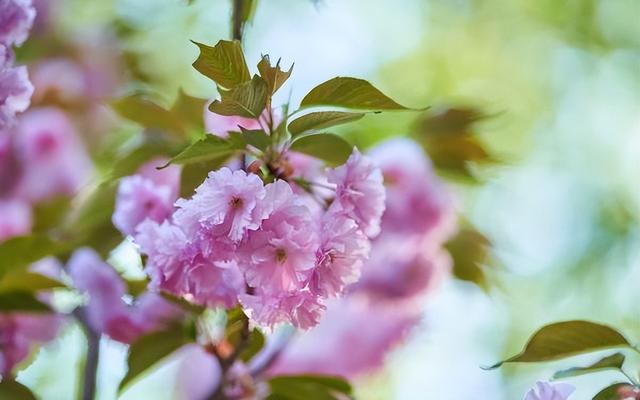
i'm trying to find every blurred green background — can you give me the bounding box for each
[18,0,640,398]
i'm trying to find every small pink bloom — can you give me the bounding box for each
[309,212,369,297]
[327,148,385,238]
[0,0,35,47]
[174,168,266,243]
[523,381,575,400]
[240,289,325,330]
[0,199,31,242]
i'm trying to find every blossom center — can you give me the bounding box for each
[229,196,243,209]
[275,248,287,263]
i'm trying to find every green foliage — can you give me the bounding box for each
[0,380,37,400]
[446,228,491,289]
[112,94,187,137]
[592,383,632,400]
[553,352,626,379]
[257,55,293,95]
[0,292,52,313]
[159,292,206,315]
[31,197,72,233]
[209,75,268,118]
[171,89,208,132]
[288,111,365,136]
[486,321,634,369]
[267,375,353,400]
[0,271,65,293]
[192,40,251,89]
[0,235,69,278]
[300,77,410,110]
[164,136,239,167]
[119,325,192,393]
[228,128,271,152]
[289,133,352,166]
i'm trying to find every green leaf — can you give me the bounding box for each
[592,383,632,400]
[446,229,491,289]
[164,136,238,167]
[32,197,72,233]
[112,94,185,136]
[485,321,633,369]
[257,55,293,94]
[268,375,353,400]
[553,352,626,379]
[300,77,410,110]
[228,127,271,152]
[125,278,149,297]
[119,325,191,393]
[0,235,69,278]
[191,40,250,89]
[240,329,265,362]
[288,111,365,136]
[209,75,268,118]
[0,271,65,293]
[171,89,208,131]
[289,133,352,166]
[0,291,52,313]
[0,380,37,400]
[108,141,178,180]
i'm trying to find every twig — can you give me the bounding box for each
[73,308,100,400]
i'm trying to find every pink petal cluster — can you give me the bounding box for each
[113,158,180,236]
[0,0,36,47]
[67,248,183,344]
[523,381,575,400]
[134,148,383,329]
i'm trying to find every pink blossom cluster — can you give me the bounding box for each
[125,148,385,329]
[68,248,183,344]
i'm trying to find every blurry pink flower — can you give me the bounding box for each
[174,168,266,243]
[240,289,325,330]
[12,108,93,202]
[309,212,369,297]
[137,157,181,199]
[174,345,221,400]
[268,295,419,377]
[523,381,575,400]
[204,110,261,138]
[0,59,33,128]
[31,58,86,104]
[241,180,318,293]
[327,148,385,238]
[0,0,35,47]
[0,199,31,242]
[0,313,63,376]
[112,175,175,237]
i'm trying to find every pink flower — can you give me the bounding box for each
[0,199,31,242]
[31,58,87,104]
[112,175,175,237]
[0,0,35,47]
[12,108,93,202]
[136,157,181,199]
[182,257,244,308]
[0,313,63,376]
[523,381,575,400]
[327,148,385,238]
[174,168,266,243]
[0,57,33,128]
[241,180,318,293]
[240,289,325,330]
[268,295,419,377]
[309,212,369,297]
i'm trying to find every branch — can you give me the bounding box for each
[73,308,100,400]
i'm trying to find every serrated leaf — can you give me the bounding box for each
[191,40,250,89]
[112,94,185,136]
[0,271,65,293]
[553,353,626,379]
[164,136,238,167]
[257,55,293,94]
[300,77,409,110]
[119,325,191,393]
[289,133,352,166]
[485,321,633,369]
[592,383,632,400]
[228,127,271,151]
[288,111,365,136]
[0,291,52,313]
[268,375,353,400]
[446,229,491,289]
[0,380,37,400]
[209,75,268,118]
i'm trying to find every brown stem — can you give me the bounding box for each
[206,317,251,400]
[74,309,100,400]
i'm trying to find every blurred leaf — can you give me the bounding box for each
[290,133,352,166]
[445,229,491,289]
[125,278,149,297]
[0,271,65,293]
[191,40,250,89]
[32,197,72,233]
[592,383,632,400]
[420,107,486,135]
[209,75,268,118]
[164,136,238,167]
[160,292,206,315]
[268,375,353,400]
[228,127,271,152]
[0,380,37,400]
[119,325,191,393]
[553,352,625,379]
[0,291,52,313]
[300,77,410,110]
[288,111,365,136]
[179,162,216,197]
[0,235,69,278]
[112,94,185,136]
[171,89,208,132]
[240,329,265,362]
[257,55,293,94]
[108,140,178,180]
[485,321,633,369]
